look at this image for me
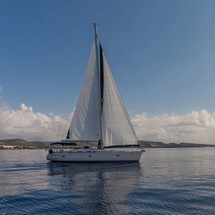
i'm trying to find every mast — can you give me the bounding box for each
[93,23,103,148]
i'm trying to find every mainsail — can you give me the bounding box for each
[68,28,137,147]
[68,41,101,141]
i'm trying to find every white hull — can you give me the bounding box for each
[47,148,143,163]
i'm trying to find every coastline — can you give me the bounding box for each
[0,139,215,150]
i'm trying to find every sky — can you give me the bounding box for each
[0,0,215,143]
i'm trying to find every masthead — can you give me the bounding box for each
[93,23,98,39]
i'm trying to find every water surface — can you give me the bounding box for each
[1,148,215,214]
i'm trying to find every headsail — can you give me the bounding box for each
[100,48,138,147]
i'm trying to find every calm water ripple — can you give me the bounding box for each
[0,148,215,214]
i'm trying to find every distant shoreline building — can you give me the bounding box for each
[0,145,17,149]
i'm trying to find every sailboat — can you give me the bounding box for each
[47,24,144,163]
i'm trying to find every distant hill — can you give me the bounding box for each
[0,139,49,149]
[138,140,215,148]
[1,139,215,149]
[0,139,93,149]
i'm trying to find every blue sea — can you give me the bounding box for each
[0,148,215,215]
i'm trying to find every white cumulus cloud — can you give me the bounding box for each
[132,109,215,144]
[0,103,215,144]
[0,103,72,141]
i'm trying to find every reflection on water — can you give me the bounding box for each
[1,149,215,215]
[47,163,142,214]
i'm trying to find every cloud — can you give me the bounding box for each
[0,103,215,144]
[132,109,215,144]
[0,103,72,141]
[0,86,2,93]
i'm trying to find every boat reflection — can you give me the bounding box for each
[47,163,142,214]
